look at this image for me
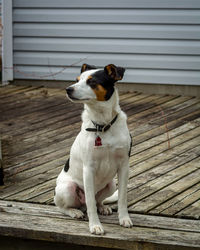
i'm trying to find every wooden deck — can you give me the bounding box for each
[0,84,200,249]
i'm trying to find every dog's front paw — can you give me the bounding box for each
[89,223,105,235]
[119,216,133,228]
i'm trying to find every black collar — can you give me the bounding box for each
[86,114,118,133]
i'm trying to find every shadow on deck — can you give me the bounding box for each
[0,85,200,249]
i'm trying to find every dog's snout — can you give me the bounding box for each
[66,87,74,96]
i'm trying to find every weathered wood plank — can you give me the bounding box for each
[132,108,200,147]
[7,178,57,201]
[0,104,80,145]
[0,85,20,94]
[5,153,67,179]
[0,200,200,233]
[123,94,165,112]
[0,96,64,121]
[129,164,200,214]
[151,183,200,216]
[0,85,32,96]
[0,101,81,138]
[127,95,192,124]
[129,137,200,178]
[132,116,200,155]
[129,144,200,190]
[0,95,68,122]
[128,157,200,208]
[121,93,152,106]
[127,95,190,120]
[3,147,69,180]
[0,140,3,186]
[119,91,139,101]
[0,153,67,199]
[176,200,200,219]
[0,201,200,249]
[29,189,55,204]
[129,100,200,138]
[2,120,79,160]
[130,127,200,166]
[0,162,63,199]
[2,130,75,169]
[0,87,51,109]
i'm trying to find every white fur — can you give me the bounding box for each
[54,69,133,235]
[67,70,98,101]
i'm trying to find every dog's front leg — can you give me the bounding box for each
[83,165,104,235]
[118,160,133,228]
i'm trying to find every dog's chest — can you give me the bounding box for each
[90,132,129,183]
[93,143,127,188]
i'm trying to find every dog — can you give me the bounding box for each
[54,63,133,235]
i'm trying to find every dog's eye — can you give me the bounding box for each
[87,80,97,89]
[87,78,93,84]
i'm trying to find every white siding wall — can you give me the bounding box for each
[13,0,200,85]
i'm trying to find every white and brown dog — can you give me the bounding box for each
[54,64,133,235]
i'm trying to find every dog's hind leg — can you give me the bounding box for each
[54,181,85,219]
[96,181,116,215]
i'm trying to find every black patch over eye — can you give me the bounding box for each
[86,77,97,89]
[87,78,92,84]
[86,70,115,101]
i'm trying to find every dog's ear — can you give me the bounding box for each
[81,64,97,73]
[104,64,125,81]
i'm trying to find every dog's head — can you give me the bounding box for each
[66,64,125,103]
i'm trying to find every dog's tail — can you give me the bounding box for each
[103,190,118,204]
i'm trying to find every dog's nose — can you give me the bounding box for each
[66,87,74,96]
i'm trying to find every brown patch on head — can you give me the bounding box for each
[76,76,80,82]
[93,84,107,101]
[87,75,92,80]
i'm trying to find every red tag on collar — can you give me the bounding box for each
[95,136,102,146]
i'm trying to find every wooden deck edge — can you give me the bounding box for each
[0,139,4,185]
[0,200,199,250]
[12,80,200,97]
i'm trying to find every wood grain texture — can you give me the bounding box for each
[0,200,200,249]
[0,85,200,248]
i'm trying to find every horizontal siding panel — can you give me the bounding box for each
[14,52,200,70]
[13,9,200,24]
[14,66,200,85]
[14,38,200,55]
[14,23,200,40]
[126,69,200,85]
[12,0,200,85]
[13,0,200,9]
